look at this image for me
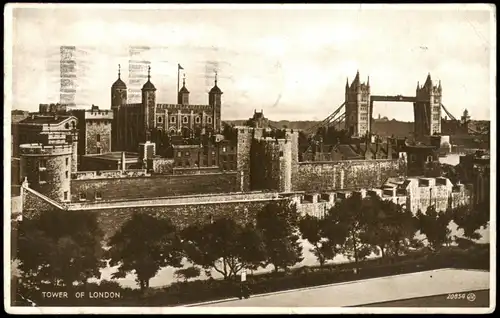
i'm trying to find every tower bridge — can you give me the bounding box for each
[306,71,479,139]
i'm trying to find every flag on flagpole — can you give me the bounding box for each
[178,64,184,70]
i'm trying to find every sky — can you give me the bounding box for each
[6,4,495,121]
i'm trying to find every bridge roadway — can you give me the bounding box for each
[186,269,490,307]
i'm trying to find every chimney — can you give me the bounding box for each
[121,151,126,171]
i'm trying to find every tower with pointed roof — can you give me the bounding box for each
[208,71,223,133]
[142,66,157,141]
[111,64,128,110]
[178,74,190,105]
[414,73,442,139]
[345,70,371,138]
[111,65,127,151]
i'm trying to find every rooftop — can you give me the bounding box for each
[83,151,140,162]
[19,115,73,125]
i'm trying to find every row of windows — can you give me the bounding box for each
[87,121,110,126]
[176,160,215,167]
[158,116,213,124]
[175,147,231,158]
[175,153,236,162]
[79,192,102,201]
[177,150,217,157]
[408,155,434,163]
[64,122,77,129]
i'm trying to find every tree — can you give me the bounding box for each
[323,193,376,270]
[174,267,201,283]
[256,201,303,273]
[415,206,453,250]
[450,202,490,240]
[15,209,105,290]
[181,218,266,280]
[299,215,339,267]
[361,195,418,258]
[107,213,183,291]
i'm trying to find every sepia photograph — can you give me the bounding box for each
[4,3,496,314]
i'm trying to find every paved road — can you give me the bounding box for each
[194,269,490,307]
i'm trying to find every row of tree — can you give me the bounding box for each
[13,195,489,294]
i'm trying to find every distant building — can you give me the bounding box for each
[246,110,271,128]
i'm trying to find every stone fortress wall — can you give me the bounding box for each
[17,119,475,238]
[20,172,470,239]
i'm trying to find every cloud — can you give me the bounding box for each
[9,6,493,122]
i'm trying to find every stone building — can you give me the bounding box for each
[71,105,113,161]
[13,111,78,172]
[111,66,223,153]
[19,143,73,202]
[457,150,490,206]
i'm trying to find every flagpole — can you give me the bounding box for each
[177,65,180,99]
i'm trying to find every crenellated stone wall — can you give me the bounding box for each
[293,159,406,192]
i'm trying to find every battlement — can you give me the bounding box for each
[71,169,149,180]
[84,110,113,120]
[19,143,73,155]
[156,104,213,112]
[39,103,69,114]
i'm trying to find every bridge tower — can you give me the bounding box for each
[345,71,371,138]
[414,73,442,140]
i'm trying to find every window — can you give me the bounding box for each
[63,191,68,201]
[195,116,201,124]
[222,147,227,153]
[79,193,87,201]
[410,154,416,163]
[65,123,70,129]
[183,116,188,124]
[279,151,284,157]
[177,161,182,167]
[212,151,216,156]
[157,116,163,123]
[177,152,182,157]
[203,159,208,166]
[433,114,440,121]
[97,147,102,154]
[185,160,190,167]
[207,117,212,124]
[170,116,176,123]
[39,171,47,183]
[95,192,102,200]
[65,158,69,166]
[433,106,440,112]
[96,134,101,142]
[39,159,47,169]
[65,171,69,179]
[185,152,190,157]
[71,121,76,129]
[427,155,433,163]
